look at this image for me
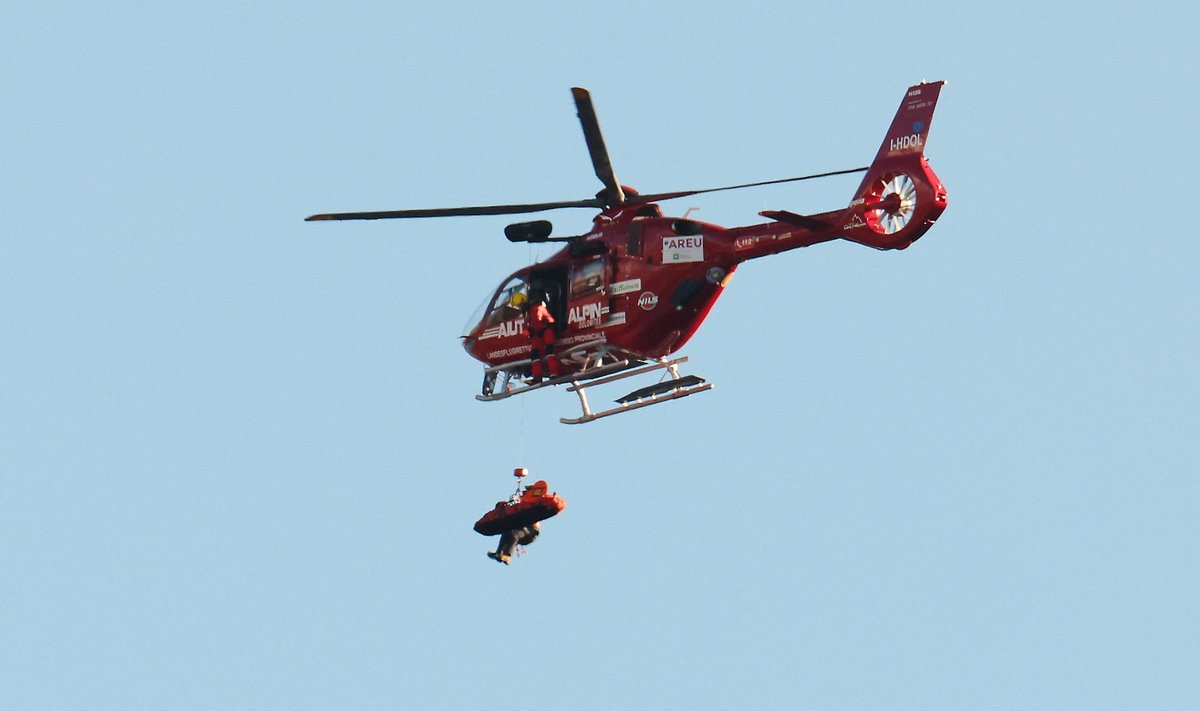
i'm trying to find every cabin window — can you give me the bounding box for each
[570,257,605,300]
[626,222,643,257]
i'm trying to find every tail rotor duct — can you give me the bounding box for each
[865,172,918,235]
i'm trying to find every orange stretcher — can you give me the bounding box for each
[474,480,566,536]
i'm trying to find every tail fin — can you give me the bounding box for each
[840,81,948,250]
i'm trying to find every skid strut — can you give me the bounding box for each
[476,338,616,401]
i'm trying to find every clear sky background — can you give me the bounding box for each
[3,2,1197,709]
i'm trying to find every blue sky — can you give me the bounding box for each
[3,2,1197,709]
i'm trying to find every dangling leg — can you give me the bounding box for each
[530,342,544,384]
[498,530,519,564]
[544,331,560,378]
[489,530,516,564]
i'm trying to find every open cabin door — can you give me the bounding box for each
[528,266,568,329]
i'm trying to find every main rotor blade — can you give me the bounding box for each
[635,166,870,204]
[572,87,625,207]
[305,198,603,222]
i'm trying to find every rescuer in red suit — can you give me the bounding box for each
[525,290,559,383]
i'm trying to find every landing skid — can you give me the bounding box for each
[475,341,712,424]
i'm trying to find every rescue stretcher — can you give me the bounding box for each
[474,485,566,536]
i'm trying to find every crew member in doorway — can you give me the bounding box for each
[525,290,559,383]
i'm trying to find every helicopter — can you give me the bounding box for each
[308,82,948,424]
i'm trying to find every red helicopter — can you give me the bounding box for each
[308,82,948,423]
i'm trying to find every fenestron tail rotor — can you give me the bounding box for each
[864,172,918,235]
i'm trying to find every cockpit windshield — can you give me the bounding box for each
[462,275,528,337]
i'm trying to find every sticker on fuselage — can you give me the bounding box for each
[609,278,642,296]
[481,318,525,341]
[568,302,609,329]
[663,235,703,263]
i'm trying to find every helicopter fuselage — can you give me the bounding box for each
[458,187,930,372]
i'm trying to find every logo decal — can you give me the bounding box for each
[481,318,525,341]
[663,235,703,263]
[609,278,642,296]
[568,302,610,330]
[638,292,659,310]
